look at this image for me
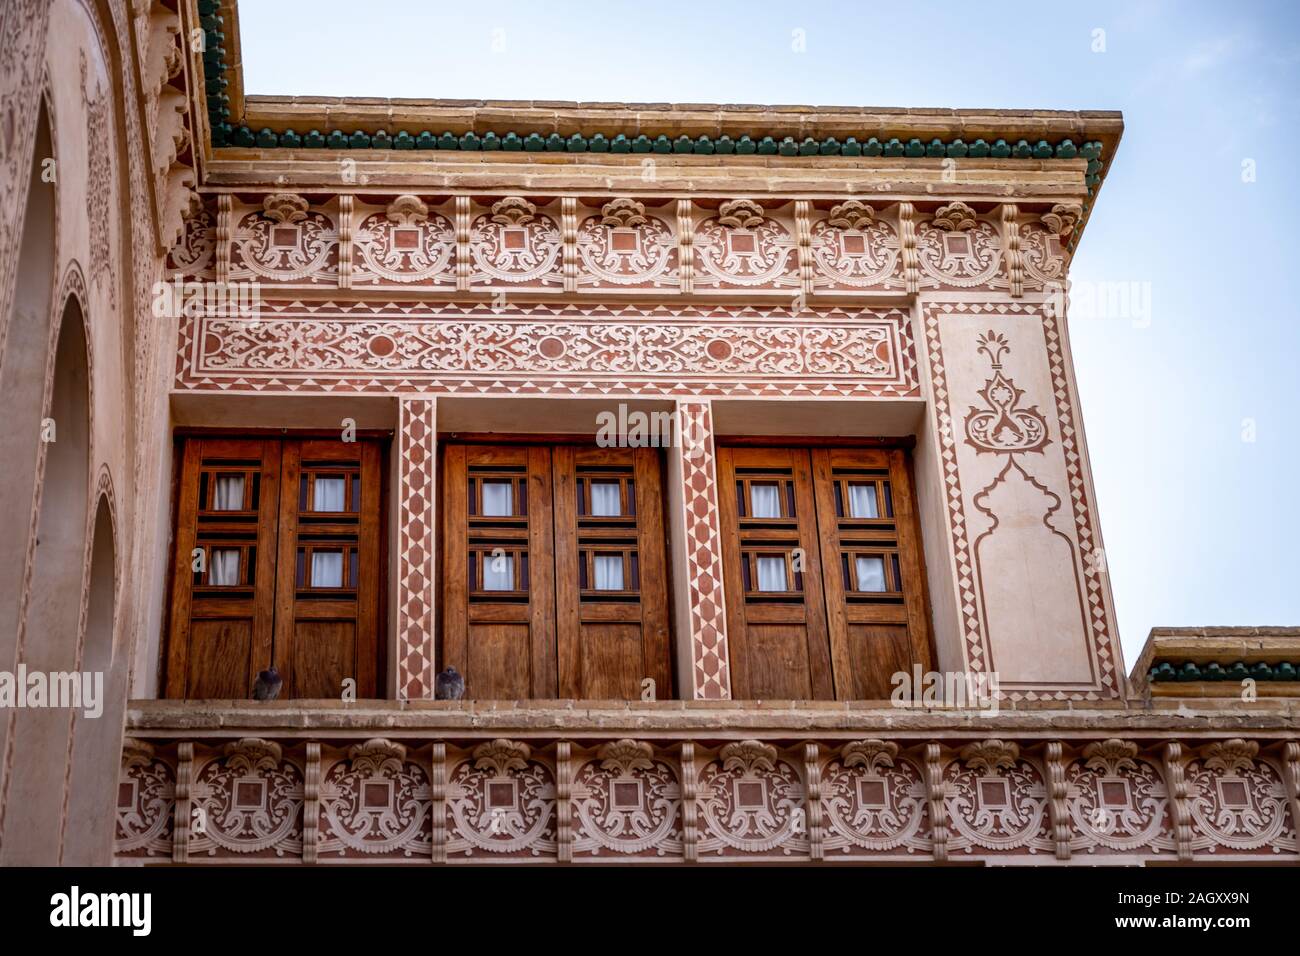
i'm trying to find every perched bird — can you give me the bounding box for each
[435,666,465,701]
[253,667,282,701]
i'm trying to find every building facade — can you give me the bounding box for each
[1,0,1297,866]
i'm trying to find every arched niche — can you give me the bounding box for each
[63,490,122,865]
[0,290,91,864]
[0,98,55,660]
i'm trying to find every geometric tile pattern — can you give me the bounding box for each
[673,401,731,699]
[396,399,436,700]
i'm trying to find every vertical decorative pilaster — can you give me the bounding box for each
[680,742,698,862]
[336,195,353,289]
[1002,203,1023,297]
[898,201,919,294]
[1163,741,1194,862]
[560,197,579,294]
[302,742,320,863]
[215,194,232,285]
[396,398,437,700]
[803,742,824,861]
[171,742,193,864]
[922,742,949,863]
[1276,741,1300,861]
[794,200,815,298]
[556,741,573,862]
[1044,740,1071,860]
[676,199,695,294]
[671,400,731,699]
[454,196,472,292]
[430,742,447,863]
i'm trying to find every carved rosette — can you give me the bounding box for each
[231,194,339,283]
[572,740,683,857]
[810,205,904,289]
[190,739,305,858]
[446,739,558,857]
[318,739,433,858]
[469,198,563,286]
[352,196,456,285]
[577,200,678,288]
[1064,740,1173,855]
[697,741,807,857]
[1184,740,1295,855]
[116,740,176,857]
[821,741,930,856]
[693,201,799,289]
[917,202,1002,288]
[943,741,1052,854]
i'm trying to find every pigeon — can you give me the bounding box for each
[435,666,465,700]
[253,667,282,701]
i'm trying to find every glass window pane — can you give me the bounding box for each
[848,483,879,519]
[756,555,788,592]
[482,552,515,591]
[593,554,624,590]
[311,550,344,588]
[855,555,887,592]
[213,474,245,511]
[209,548,240,586]
[481,481,513,517]
[589,481,621,516]
[313,476,346,512]
[750,483,781,519]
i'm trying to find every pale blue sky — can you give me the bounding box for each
[239,0,1300,668]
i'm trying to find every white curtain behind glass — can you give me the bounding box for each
[848,484,878,518]
[481,481,513,516]
[589,482,621,516]
[750,484,781,519]
[593,554,624,590]
[313,476,346,512]
[483,553,514,590]
[756,555,787,592]
[311,550,344,588]
[209,548,239,586]
[855,555,886,592]
[213,475,244,511]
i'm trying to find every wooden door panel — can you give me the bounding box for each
[811,447,933,700]
[578,623,644,699]
[166,437,281,698]
[745,624,814,699]
[274,438,382,699]
[720,445,934,702]
[718,446,832,700]
[553,445,670,700]
[844,624,914,700]
[442,444,556,699]
[467,623,532,699]
[186,620,256,699]
[291,621,355,699]
[167,435,385,700]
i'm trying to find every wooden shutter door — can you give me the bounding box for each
[810,448,934,699]
[717,447,833,699]
[273,438,382,698]
[441,444,556,699]
[166,438,280,698]
[553,446,671,699]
